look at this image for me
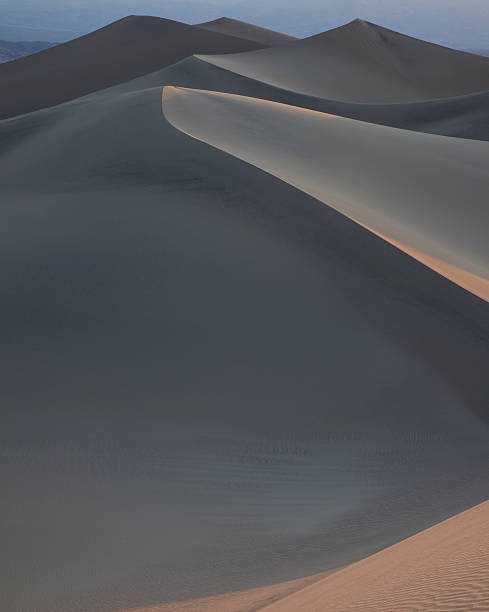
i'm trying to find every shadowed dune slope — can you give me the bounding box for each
[197,19,489,102]
[1,79,489,611]
[163,87,489,301]
[197,17,297,46]
[261,499,489,611]
[0,15,264,120]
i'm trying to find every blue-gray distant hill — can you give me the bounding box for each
[464,49,489,57]
[0,39,55,63]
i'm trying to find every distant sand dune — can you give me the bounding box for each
[0,16,264,120]
[197,19,489,103]
[162,86,489,301]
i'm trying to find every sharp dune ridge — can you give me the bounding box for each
[197,18,489,103]
[197,17,298,46]
[162,86,489,302]
[2,12,489,612]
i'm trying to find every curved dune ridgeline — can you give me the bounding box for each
[97,54,489,142]
[163,87,489,302]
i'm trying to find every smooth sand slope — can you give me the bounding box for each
[0,15,264,120]
[197,19,489,102]
[163,87,489,301]
[197,17,297,46]
[262,499,489,611]
[1,77,489,612]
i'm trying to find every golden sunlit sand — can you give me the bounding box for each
[261,499,489,611]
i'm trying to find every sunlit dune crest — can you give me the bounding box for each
[162,86,489,302]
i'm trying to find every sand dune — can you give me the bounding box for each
[261,499,489,611]
[163,86,489,301]
[1,76,489,612]
[197,19,489,102]
[2,14,489,612]
[197,17,297,46]
[0,16,264,120]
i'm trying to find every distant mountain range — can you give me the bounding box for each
[2,0,489,48]
[0,0,220,41]
[464,48,489,57]
[0,39,55,62]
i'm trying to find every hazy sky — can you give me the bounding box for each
[0,0,488,47]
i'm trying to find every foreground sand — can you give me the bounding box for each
[121,500,489,611]
[162,86,489,302]
[262,499,489,611]
[114,571,333,612]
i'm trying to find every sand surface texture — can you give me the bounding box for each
[261,499,489,611]
[117,501,489,611]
